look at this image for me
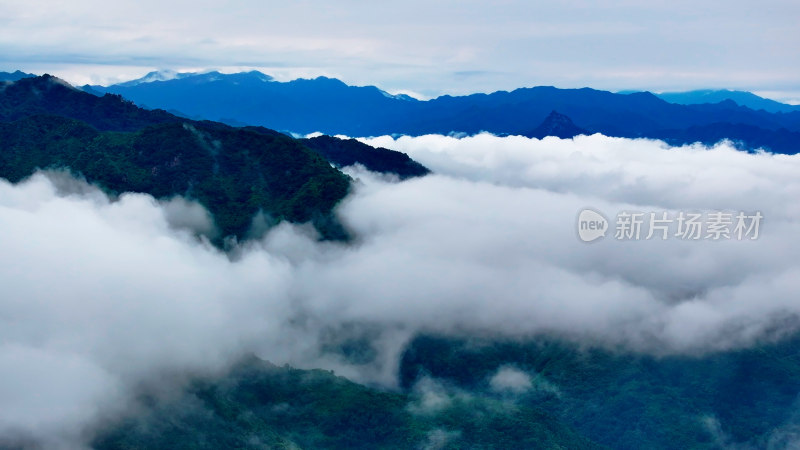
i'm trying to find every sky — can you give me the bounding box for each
[3,134,800,446]
[0,0,798,101]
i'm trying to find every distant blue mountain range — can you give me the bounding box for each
[654,89,799,113]
[74,70,800,154]
[0,70,35,82]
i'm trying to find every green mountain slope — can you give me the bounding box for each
[76,332,800,449]
[92,356,606,449]
[301,135,430,179]
[0,76,353,241]
[400,334,800,449]
[1,74,177,131]
[0,114,350,240]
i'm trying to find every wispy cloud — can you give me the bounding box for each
[1,134,800,446]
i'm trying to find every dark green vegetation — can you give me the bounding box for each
[400,334,800,449]
[0,74,176,131]
[0,115,350,240]
[0,75,362,241]
[302,135,430,179]
[92,332,800,449]
[92,356,606,449]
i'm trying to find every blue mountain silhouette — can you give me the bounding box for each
[84,71,800,153]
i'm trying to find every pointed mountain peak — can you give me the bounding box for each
[544,110,570,121]
[526,110,589,139]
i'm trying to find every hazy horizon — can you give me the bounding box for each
[4,67,800,105]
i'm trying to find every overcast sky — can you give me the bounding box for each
[0,1,799,99]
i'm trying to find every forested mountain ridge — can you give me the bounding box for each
[0,75,351,241]
[91,354,608,450]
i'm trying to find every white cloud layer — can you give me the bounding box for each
[1,133,800,446]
